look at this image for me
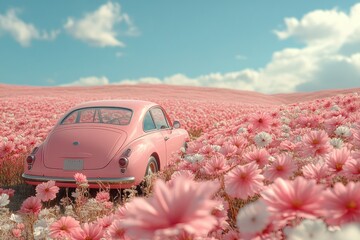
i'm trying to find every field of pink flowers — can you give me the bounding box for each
[1,84,360,239]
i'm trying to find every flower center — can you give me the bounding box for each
[276,165,284,171]
[292,199,302,209]
[347,200,357,209]
[335,163,343,171]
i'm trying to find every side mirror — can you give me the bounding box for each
[173,120,181,129]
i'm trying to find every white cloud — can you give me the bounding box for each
[64,2,138,47]
[113,3,360,93]
[61,3,360,93]
[0,8,60,47]
[61,76,109,86]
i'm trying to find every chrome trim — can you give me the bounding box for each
[22,173,135,184]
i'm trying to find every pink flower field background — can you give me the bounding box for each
[1,83,360,239]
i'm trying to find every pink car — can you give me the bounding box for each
[22,100,189,188]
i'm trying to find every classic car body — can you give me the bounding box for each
[22,100,189,188]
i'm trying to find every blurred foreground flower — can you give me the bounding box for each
[261,177,323,220]
[120,176,220,239]
[284,219,330,240]
[236,199,270,235]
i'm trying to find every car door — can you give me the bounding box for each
[150,107,182,163]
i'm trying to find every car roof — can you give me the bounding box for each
[73,99,158,111]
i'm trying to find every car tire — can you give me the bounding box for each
[145,156,159,176]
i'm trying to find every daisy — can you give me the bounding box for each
[322,182,360,226]
[71,222,104,240]
[301,130,332,157]
[236,199,270,235]
[263,154,297,181]
[35,180,59,202]
[261,177,323,220]
[49,216,80,239]
[254,132,272,148]
[284,219,330,240]
[108,220,129,239]
[250,112,272,132]
[203,153,229,176]
[326,148,353,175]
[224,162,264,199]
[95,191,110,203]
[120,176,219,239]
[330,138,344,149]
[243,148,270,168]
[302,162,329,183]
[74,172,87,184]
[19,196,42,215]
[0,193,9,207]
[335,126,352,139]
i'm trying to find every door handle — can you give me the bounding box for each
[164,136,169,141]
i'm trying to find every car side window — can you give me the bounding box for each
[143,111,156,131]
[150,108,169,130]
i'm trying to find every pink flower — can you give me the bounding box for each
[19,196,42,215]
[0,188,15,197]
[95,191,110,203]
[250,112,272,132]
[224,162,264,199]
[35,180,59,202]
[263,154,297,181]
[108,220,129,239]
[49,216,80,239]
[120,176,219,239]
[96,214,114,230]
[302,162,330,183]
[326,148,353,175]
[74,173,87,184]
[71,222,104,240]
[322,182,360,226]
[343,151,360,178]
[301,130,332,157]
[261,177,323,220]
[243,148,270,168]
[203,153,229,175]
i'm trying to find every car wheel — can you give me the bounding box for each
[145,156,159,176]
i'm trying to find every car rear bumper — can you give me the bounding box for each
[22,173,135,186]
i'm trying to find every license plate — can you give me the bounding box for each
[63,159,83,171]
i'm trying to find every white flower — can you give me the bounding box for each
[282,124,291,133]
[0,194,9,207]
[254,132,272,147]
[331,105,340,111]
[184,153,204,163]
[335,126,352,138]
[237,127,248,134]
[281,117,291,124]
[10,213,23,223]
[331,223,360,240]
[211,145,221,152]
[284,219,330,240]
[33,219,50,240]
[330,138,344,149]
[193,153,204,162]
[236,199,269,235]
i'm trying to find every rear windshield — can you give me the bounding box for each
[61,107,132,126]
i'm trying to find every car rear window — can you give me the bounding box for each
[61,107,132,125]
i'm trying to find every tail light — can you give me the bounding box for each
[26,155,35,170]
[119,148,131,173]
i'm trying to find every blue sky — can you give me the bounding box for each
[1,1,360,93]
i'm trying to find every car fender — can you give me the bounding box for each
[119,134,165,185]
